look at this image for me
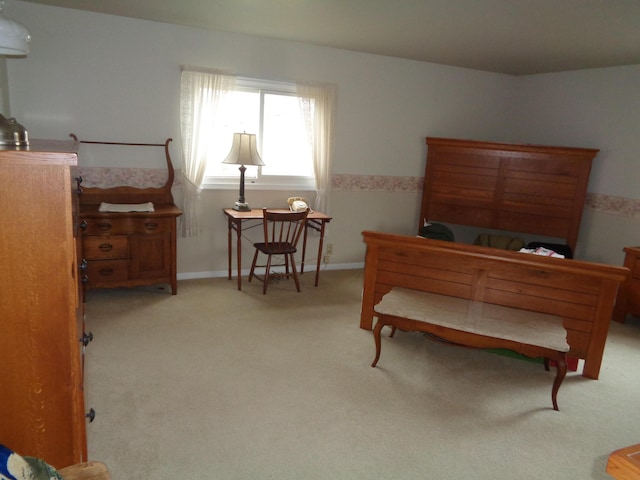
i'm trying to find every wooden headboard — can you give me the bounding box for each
[420,137,599,254]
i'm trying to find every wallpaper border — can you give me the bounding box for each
[331,173,422,192]
[74,166,171,189]
[585,192,640,219]
[74,168,639,219]
[332,174,640,219]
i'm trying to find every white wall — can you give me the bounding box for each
[514,66,640,263]
[514,65,640,199]
[7,1,636,274]
[7,0,517,276]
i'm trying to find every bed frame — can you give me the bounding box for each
[360,231,629,380]
[358,138,626,384]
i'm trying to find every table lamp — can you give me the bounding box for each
[222,132,265,211]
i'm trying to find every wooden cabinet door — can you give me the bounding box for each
[130,232,172,279]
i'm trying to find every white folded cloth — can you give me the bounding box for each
[519,246,565,258]
[98,202,155,213]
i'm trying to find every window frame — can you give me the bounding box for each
[201,76,315,191]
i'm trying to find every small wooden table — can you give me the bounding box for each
[223,208,332,290]
[607,444,640,479]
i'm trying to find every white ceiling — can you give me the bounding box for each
[17,0,640,75]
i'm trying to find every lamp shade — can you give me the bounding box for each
[0,3,30,56]
[222,132,265,166]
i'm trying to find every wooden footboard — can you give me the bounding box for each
[360,231,629,379]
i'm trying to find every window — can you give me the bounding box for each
[180,66,335,236]
[204,77,315,189]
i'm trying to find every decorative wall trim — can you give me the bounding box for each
[73,167,176,189]
[332,174,422,192]
[332,173,639,219]
[73,168,638,219]
[585,192,640,219]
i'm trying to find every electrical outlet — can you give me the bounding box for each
[323,255,331,264]
[326,243,333,255]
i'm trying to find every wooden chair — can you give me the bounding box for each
[248,208,309,294]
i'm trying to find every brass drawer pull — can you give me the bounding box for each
[97,222,112,231]
[144,222,159,231]
[98,243,113,252]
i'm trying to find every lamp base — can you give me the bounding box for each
[232,201,251,211]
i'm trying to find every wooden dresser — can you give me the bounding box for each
[75,137,182,295]
[0,139,90,468]
[421,137,599,254]
[614,246,640,322]
[79,204,181,294]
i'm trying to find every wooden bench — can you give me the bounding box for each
[372,287,570,409]
[360,231,629,382]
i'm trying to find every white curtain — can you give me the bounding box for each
[179,67,235,237]
[297,82,337,214]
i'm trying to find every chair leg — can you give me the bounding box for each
[263,254,272,294]
[248,249,259,283]
[290,254,301,292]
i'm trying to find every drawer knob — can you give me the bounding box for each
[79,259,88,271]
[98,222,112,231]
[145,222,159,231]
[79,220,88,231]
[81,274,89,285]
[86,408,96,423]
[99,268,114,276]
[98,243,113,252]
[81,331,93,347]
[75,176,83,194]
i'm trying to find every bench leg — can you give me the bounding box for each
[371,314,568,411]
[551,353,567,411]
[371,317,386,367]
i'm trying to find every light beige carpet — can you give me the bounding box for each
[83,269,640,479]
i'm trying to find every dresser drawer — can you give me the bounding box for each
[82,216,172,235]
[83,235,129,259]
[86,259,129,283]
[129,217,172,235]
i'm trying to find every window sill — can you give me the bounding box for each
[202,178,315,191]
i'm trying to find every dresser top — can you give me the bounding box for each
[0,139,79,166]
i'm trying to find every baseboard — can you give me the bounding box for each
[177,262,364,281]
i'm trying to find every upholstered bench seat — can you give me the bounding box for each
[374,287,570,352]
[371,287,570,410]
